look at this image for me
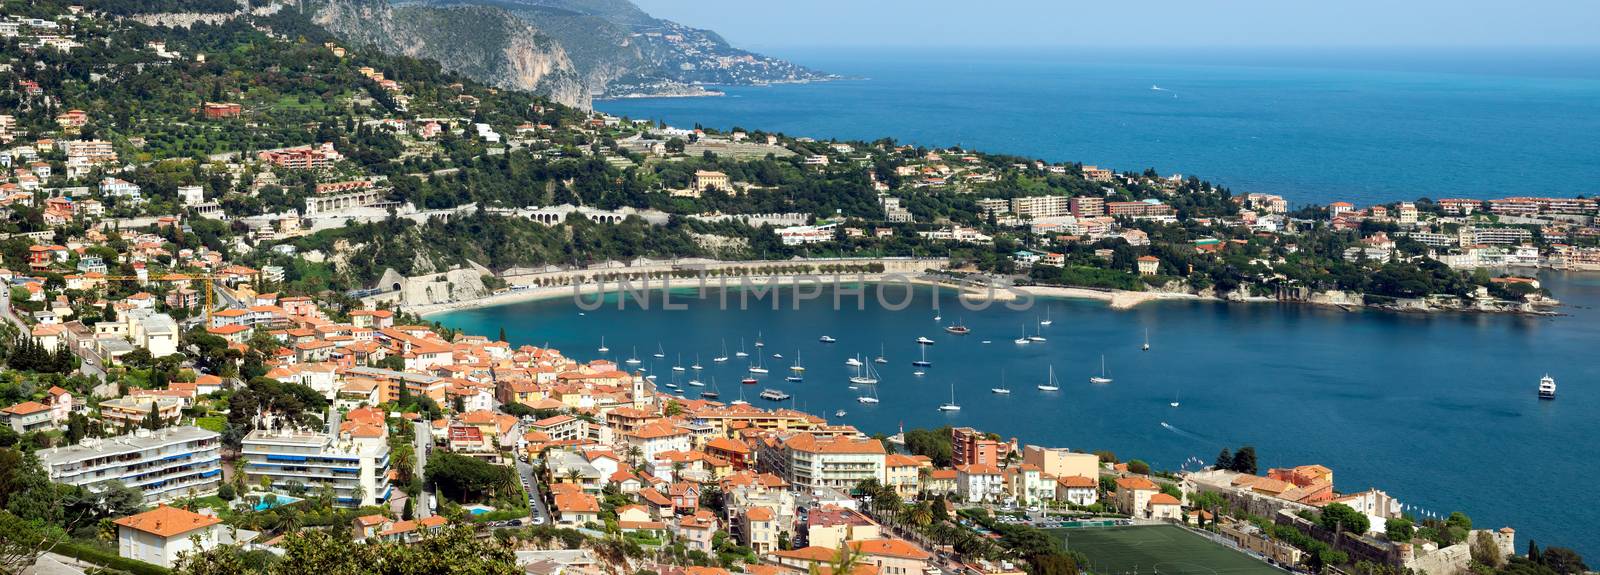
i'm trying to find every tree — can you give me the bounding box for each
[1527,540,1541,563]
[1541,547,1589,575]
[497,326,508,342]
[1230,446,1257,474]
[142,401,165,430]
[1319,503,1370,536]
[1471,531,1505,568]
[174,526,521,574]
[403,497,415,521]
[1032,553,1080,575]
[1384,517,1414,542]
[1214,448,1233,470]
[1126,460,1150,475]
[218,483,236,501]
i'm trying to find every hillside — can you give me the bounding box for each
[404,0,834,98]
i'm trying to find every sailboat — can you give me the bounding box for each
[790,353,806,372]
[735,338,749,358]
[991,369,1011,394]
[1040,308,1052,326]
[939,382,961,411]
[625,347,642,366]
[1170,389,1180,408]
[714,340,730,363]
[1028,324,1047,343]
[748,355,769,375]
[911,345,932,367]
[1038,365,1061,391]
[653,343,666,359]
[1090,355,1113,384]
[857,385,880,404]
[731,383,749,405]
[754,332,765,348]
[849,357,880,385]
[691,354,703,371]
[597,337,609,354]
[672,354,686,372]
[699,377,720,399]
[1143,329,1151,351]
[874,343,888,364]
[1014,325,1030,345]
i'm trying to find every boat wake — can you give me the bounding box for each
[1160,421,1213,444]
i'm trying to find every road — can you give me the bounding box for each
[413,419,434,519]
[514,453,551,524]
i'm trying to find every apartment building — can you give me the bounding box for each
[240,412,391,507]
[36,426,222,504]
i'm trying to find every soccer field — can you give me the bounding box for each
[1047,525,1282,575]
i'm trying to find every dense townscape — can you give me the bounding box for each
[0,2,1593,575]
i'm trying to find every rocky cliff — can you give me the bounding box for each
[311,0,589,107]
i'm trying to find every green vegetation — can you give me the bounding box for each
[1049,525,1280,575]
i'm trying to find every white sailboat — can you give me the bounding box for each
[754,331,765,348]
[1028,324,1047,343]
[748,355,769,374]
[672,354,686,372]
[1170,389,1180,408]
[731,383,749,406]
[691,355,703,371]
[713,340,730,363]
[939,382,961,411]
[991,369,1011,395]
[1038,365,1061,391]
[1090,355,1113,384]
[735,338,749,358]
[875,343,888,364]
[625,346,642,366]
[653,343,666,359]
[1014,325,1030,345]
[912,345,932,367]
[597,337,609,354]
[1143,329,1151,351]
[857,385,880,404]
[849,357,880,385]
[791,352,806,372]
[1040,309,1052,326]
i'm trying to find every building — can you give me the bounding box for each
[114,504,223,568]
[240,412,391,507]
[553,488,601,526]
[1081,166,1113,182]
[1010,195,1069,219]
[37,426,222,504]
[849,539,934,575]
[258,143,342,170]
[1113,476,1160,518]
[1070,196,1105,218]
[951,427,1007,467]
[1022,446,1099,479]
[955,464,1005,503]
[305,180,385,215]
[1054,475,1099,506]
[767,434,886,493]
[201,102,242,119]
[694,170,731,193]
[1137,256,1161,276]
[740,506,780,554]
[98,396,184,430]
[2,401,54,433]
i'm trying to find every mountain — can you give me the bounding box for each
[330,0,832,100]
[310,0,590,107]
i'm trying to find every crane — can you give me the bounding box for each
[95,273,225,326]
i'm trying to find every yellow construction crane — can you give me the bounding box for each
[96,273,223,325]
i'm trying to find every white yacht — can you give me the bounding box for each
[939,382,961,411]
[1038,365,1061,391]
[916,336,935,345]
[1539,374,1557,399]
[1090,355,1113,384]
[849,358,880,385]
[819,335,837,343]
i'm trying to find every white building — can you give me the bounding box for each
[115,505,223,568]
[36,426,223,504]
[767,434,886,494]
[177,185,205,205]
[956,464,1006,503]
[240,412,391,507]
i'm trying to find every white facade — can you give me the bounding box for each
[241,425,391,507]
[37,426,222,504]
[117,510,222,568]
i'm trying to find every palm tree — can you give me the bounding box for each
[904,502,934,529]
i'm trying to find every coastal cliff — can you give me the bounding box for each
[311,0,590,107]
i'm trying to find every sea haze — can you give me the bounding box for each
[596,46,1600,207]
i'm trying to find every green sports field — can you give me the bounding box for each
[1046,525,1282,575]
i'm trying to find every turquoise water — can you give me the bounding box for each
[253,494,301,511]
[597,47,1600,207]
[437,271,1600,555]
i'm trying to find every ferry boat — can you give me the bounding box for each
[1539,374,1556,399]
[760,389,791,401]
[1090,355,1113,384]
[819,335,837,343]
[1038,365,1061,391]
[916,336,935,345]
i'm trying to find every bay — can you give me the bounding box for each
[596,47,1600,207]
[435,271,1600,556]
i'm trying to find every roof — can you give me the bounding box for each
[1115,476,1159,491]
[771,546,837,562]
[113,504,222,538]
[849,538,932,560]
[2,401,49,416]
[554,492,600,513]
[745,507,774,521]
[1149,493,1181,506]
[1055,475,1097,488]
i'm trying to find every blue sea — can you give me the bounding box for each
[437,272,1600,557]
[598,47,1600,207]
